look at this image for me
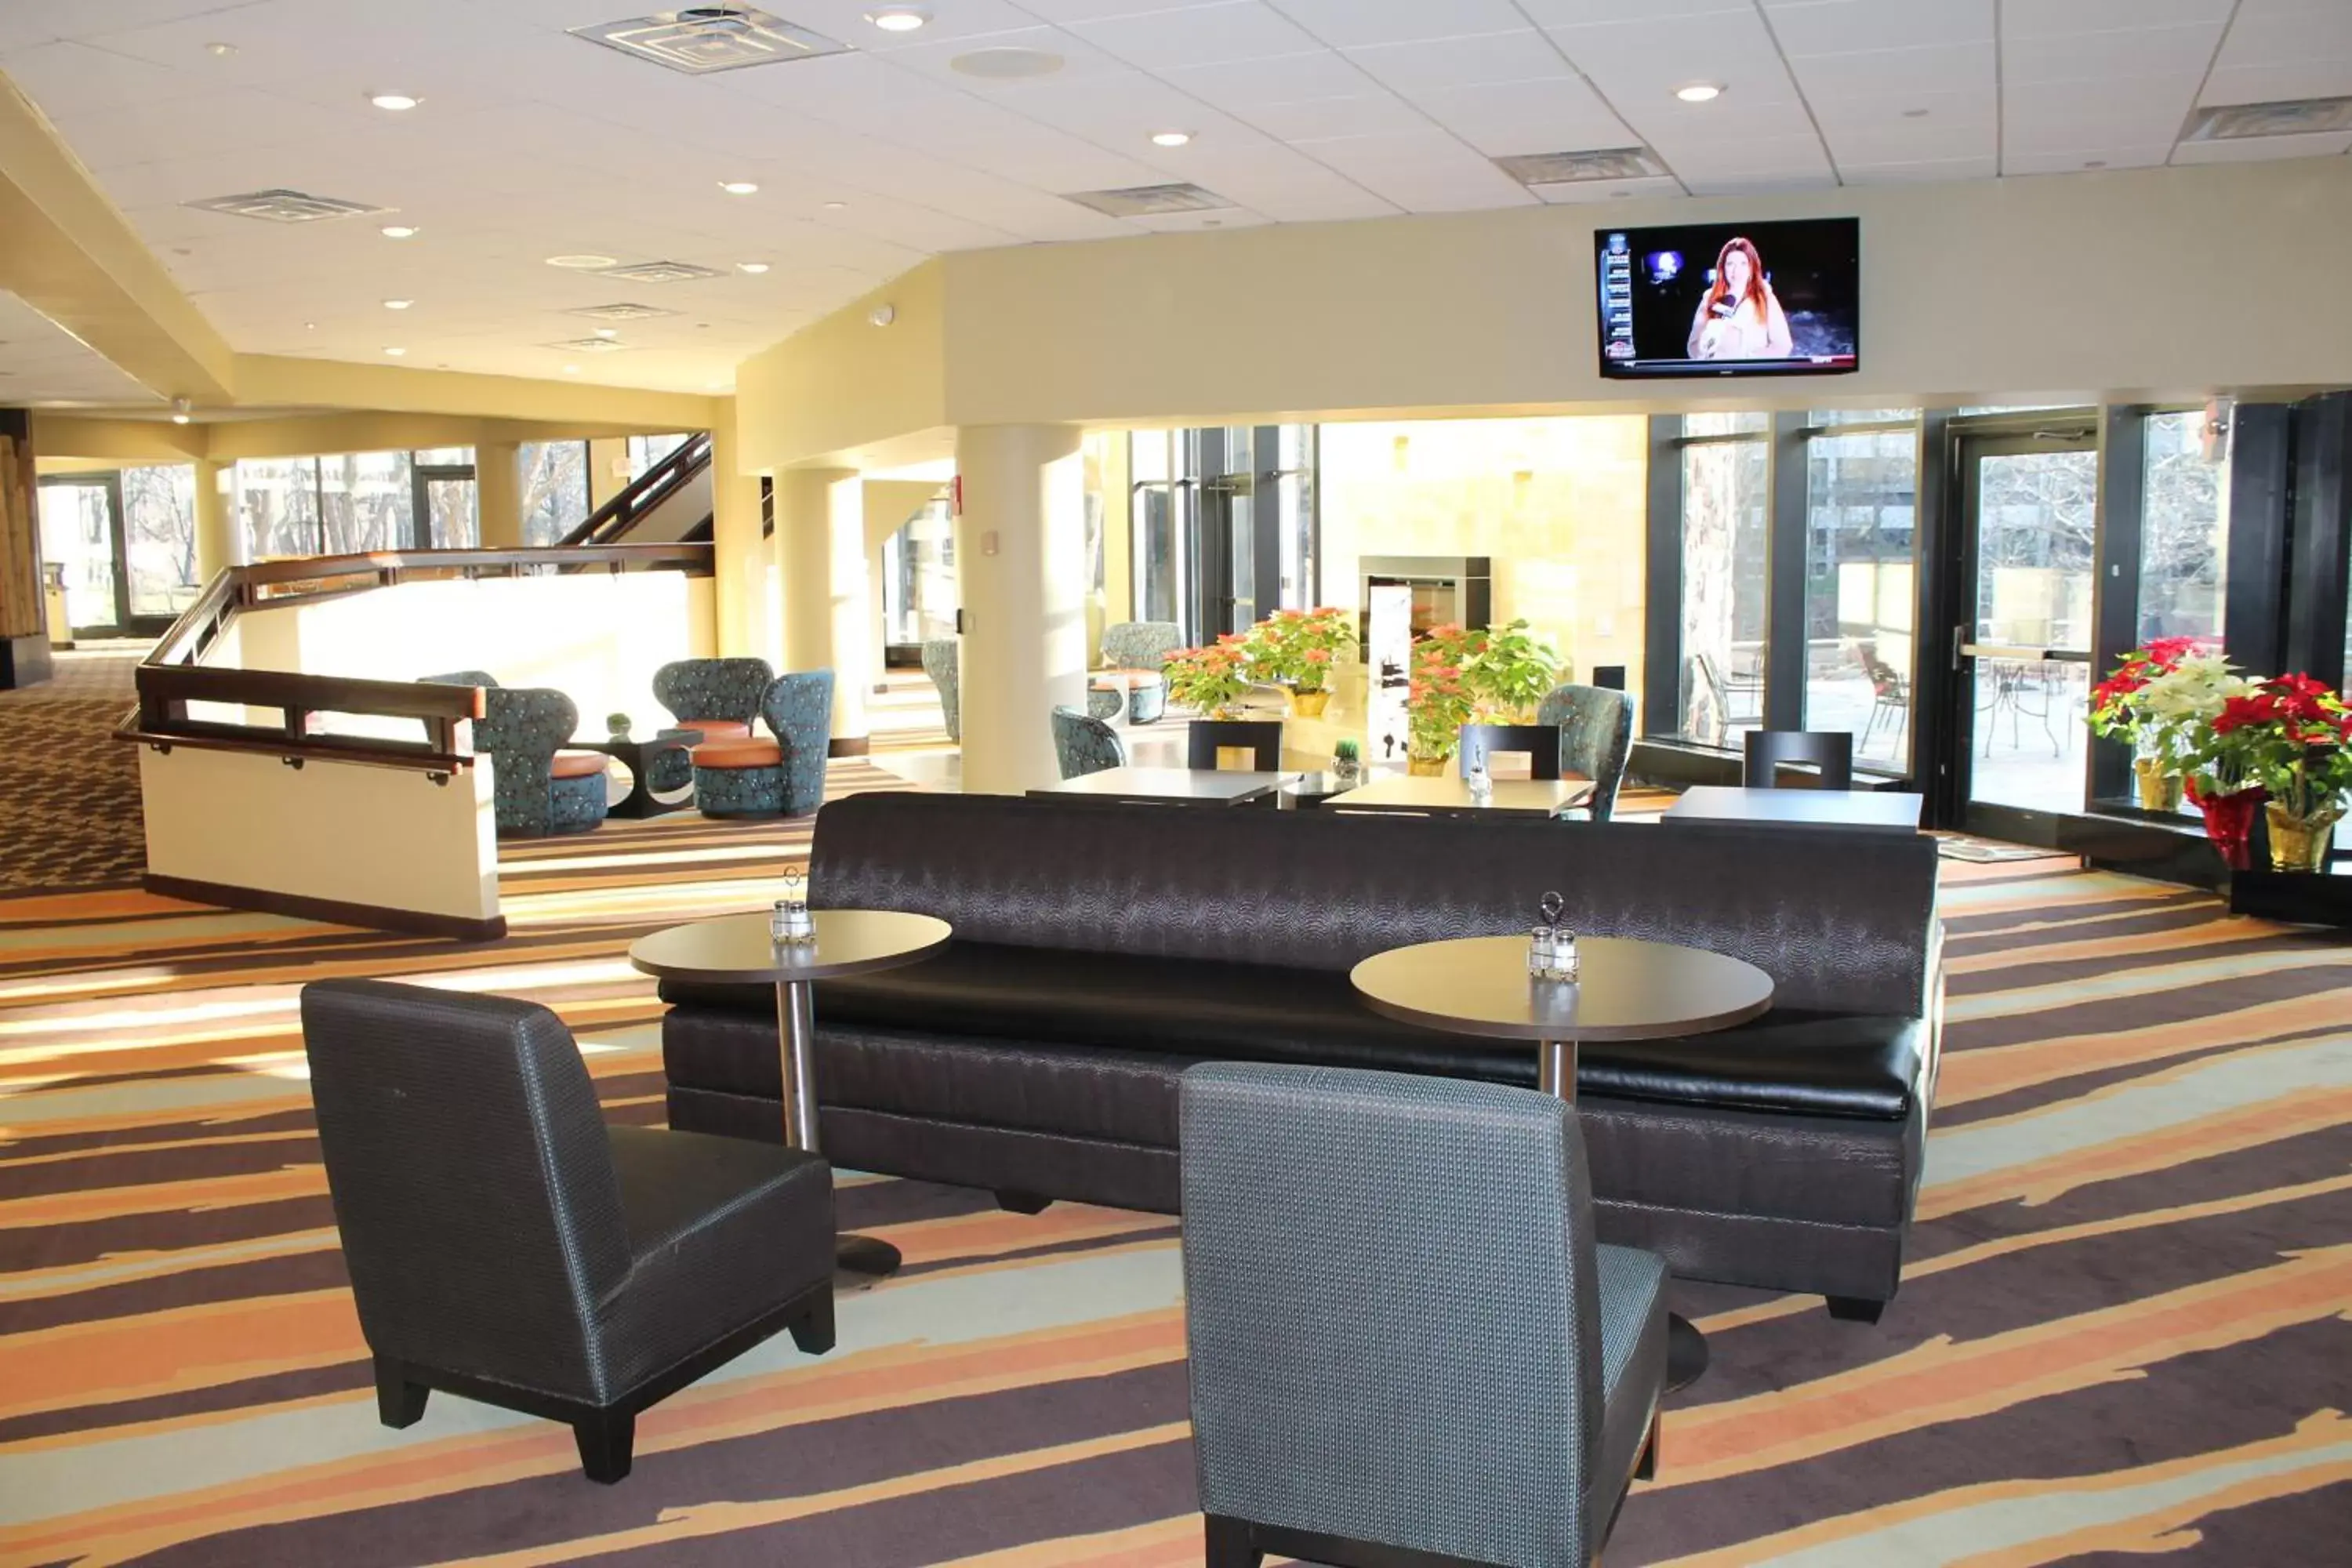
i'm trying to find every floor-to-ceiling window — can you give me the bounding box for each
[2137,409,2230,642]
[118,464,201,619]
[235,449,474,557]
[1676,412,1769,745]
[1128,425,1319,646]
[626,432,691,481]
[319,452,414,554]
[1802,411,1919,771]
[518,441,590,545]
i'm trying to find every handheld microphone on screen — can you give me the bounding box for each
[1710,292,1740,320]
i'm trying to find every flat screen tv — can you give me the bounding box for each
[1596,217,1858,379]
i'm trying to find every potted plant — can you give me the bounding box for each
[1462,618,1563,722]
[2087,636,2219,810]
[606,712,633,741]
[1330,737,1362,786]
[1162,636,1254,719]
[2203,675,2352,873]
[1243,607,1355,717]
[1406,626,1480,775]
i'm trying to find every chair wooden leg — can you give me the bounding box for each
[373,1359,429,1429]
[1826,1295,1886,1324]
[789,1287,836,1356]
[1203,1515,1262,1568]
[573,1410,635,1484]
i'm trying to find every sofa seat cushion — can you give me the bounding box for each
[694,738,782,768]
[549,750,608,780]
[659,942,1922,1121]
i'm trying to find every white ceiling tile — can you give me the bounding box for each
[1681,172,1840,196]
[1247,94,1432,143]
[0,0,272,53]
[1660,136,1838,179]
[1,39,216,118]
[1064,2,1323,69]
[1517,0,1748,22]
[2002,0,2237,38]
[2002,25,2226,87]
[2200,60,2352,106]
[1264,0,1527,49]
[1010,0,1237,20]
[1764,0,1994,58]
[1819,118,1997,165]
[1152,49,1371,108]
[2170,128,2352,162]
[1839,154,2001,184]
[1342,31,1574,96]
[2212,2,2352,68]
[1807,87,1997,130]
[760,0,1045,53]
[1406,77,1635,158]
[1123,208,1273,232]
[1528,174,1685,204]
[1544,13,1805,106]
[2003,82,2194,145]
[2002,145,2175,174]
[1782,40,1996,99]
[854,23,1130,92]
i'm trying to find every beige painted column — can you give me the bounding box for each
[707,405,766,659]
[586,437,629,510]
[954,423,1087,794]
[776,465,870,749]
[476,441,522,550]
[192,456,240,579]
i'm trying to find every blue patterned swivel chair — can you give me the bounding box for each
[1182,1063,1668,1568]
[1050,704,1127,780]
[473,687,608,837]
[1097,621,1181,724]
[650,658,775,793]
[920,638,960,742]
[692,670,836,818]
[1537,683,1636,822]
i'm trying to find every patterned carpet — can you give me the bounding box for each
[2,775,2350,1563]
[0,646,146,895]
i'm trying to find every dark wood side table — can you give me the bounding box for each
[581,729,704,818]
[630,908,952,1276]
[1350,933,1775,1390]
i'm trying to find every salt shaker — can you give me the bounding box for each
[1530,891,1570,981]
[1466,755,1493,804]
[1527,925,1555,978]
[771,867,815,946]
[1551,926,1581,982]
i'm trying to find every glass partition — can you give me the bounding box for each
[320,452,414,555]
[238,458,321,560]
[519,441,590,545]
[120,464,200,618]
[1678,422,1769,744]
[2137,409,2229,641]
[1802,420,1918,770]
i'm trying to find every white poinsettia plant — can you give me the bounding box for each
[2136,652,2253,739]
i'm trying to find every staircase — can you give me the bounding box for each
[559,432,713,546]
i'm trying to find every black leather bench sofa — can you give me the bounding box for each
[659,792,1944,1318]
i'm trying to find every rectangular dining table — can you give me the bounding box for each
[1027,766,1295,807]
[1661,786,1925,833]
[1323,775,1593,819]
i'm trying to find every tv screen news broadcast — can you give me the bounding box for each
[1596,217,1859,379]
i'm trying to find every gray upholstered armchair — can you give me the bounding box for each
[1182,1063,1668,1568]
[920,637,960,742]
[651,657,775,792]
[1538,682,1636,822]
[1051,703,1127,779]
[470,685,608,837]
[1100,620,1181,724]
[300,980,837,1483]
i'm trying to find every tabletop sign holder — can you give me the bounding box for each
[1527,891,1578,982]
[770,869,815,946]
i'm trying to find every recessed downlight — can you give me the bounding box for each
[205,42,235,57]
[380,225,417,238]
[368,93,419,111]
[383,298,413,310]
[719,180,760,195]
[1675,82,1724,103]
[1150,130,1192,147]
[866,5,930,31]
[546,254,619,270]
[593,328,619,339]
[821,201,848,211]
[172,412,192,424]
[564,365,581,374]
[383,347,406,357]
[738,261,771,274]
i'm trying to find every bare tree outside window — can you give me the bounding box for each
[1679,426,1768,744]
[238,458,321,560]
[2137,411,2227,642]
[120,464,200,616]
[520,442,589,545]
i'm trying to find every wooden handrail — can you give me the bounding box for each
[559,432,713,548]
[122,541,713,772]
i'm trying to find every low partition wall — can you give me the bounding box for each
[138,744,499,939]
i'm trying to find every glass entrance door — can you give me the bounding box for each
[37,476,129,637]
[1951,432,2099,830]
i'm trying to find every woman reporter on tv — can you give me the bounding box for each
[1686,236,1792,361]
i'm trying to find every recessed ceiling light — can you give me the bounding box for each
[593,328,619,339]
[368,93,419,111]
[546,254,619,270]
[382,298,412,310]
[380,225,417,238]
[564,365,581,374]
[821,201,848,211]
[303,321,317,330]
[1675,82,1723,103]
[383,347,406,357]
[866,5,930,31]
[172,412,192,424]
[720,180,760,195]
[1150,130,1192,147]
[205,42,235,57]
[738,261,771,273]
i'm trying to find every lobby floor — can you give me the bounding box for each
[2,773,2347,1565]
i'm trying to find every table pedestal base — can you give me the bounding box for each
[777,978,902,1281]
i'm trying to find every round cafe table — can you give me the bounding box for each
[630,908,952,1278]
[1350,933,1775,1390]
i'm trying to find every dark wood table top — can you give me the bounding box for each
[1324,775,1594,818]
[1351,935,1774,1043]
[1662,786,1924,832]
[629,909,951,986]
[1027,766,1295,804]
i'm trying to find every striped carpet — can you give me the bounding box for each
[2,788,2349,1563]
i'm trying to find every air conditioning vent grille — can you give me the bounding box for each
[1063,183,1229,218]
[2183,96,2352,141]
[567,302,680,321]
[547,337,632,353]
[184,188,390,223]
[1494,147,1668,186]
[597,260,725,283]
[572,7,848,74]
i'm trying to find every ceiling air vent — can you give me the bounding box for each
[547,337,632,353]
[183,188,389,223]
[1493,147,1668,187]
[597,260,725,283]
[572,7,848,74]
[2181,96,2352,141]
[1062,183,1229,219]
[567,302,680,321]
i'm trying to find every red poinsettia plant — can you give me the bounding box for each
[1241,606,1355,693]
[1406,623,1483,761]
[2196,673,2352,822]
[1162,634,1255,717]
[2088,635,2217,754]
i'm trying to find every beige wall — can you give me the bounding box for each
[735,263,946,474]
[216,572,717,740]
[139,745,499,923]
[1320,416,1649,710]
